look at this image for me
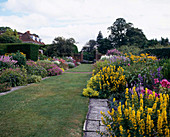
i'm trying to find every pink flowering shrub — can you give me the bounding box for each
[160,79,170,88]
[140,79,170,96]
[26,61,47,78]
[37,61,63,76]
[0,55,18,70]
[153,79,170,94]
[106,49,121,56]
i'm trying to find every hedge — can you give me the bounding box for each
[0,43,39,61]
[140,48,170,59]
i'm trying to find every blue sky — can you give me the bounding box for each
[0,0,170,51]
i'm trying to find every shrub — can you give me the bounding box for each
[83,65,126,98]
[66,62,75,68]
[0,55,17,70]
[0,83,11,92]
[26,61,47,78]
[10,51,26,66]
[100,87,170,137]
[140,48,170,59]
[27,75,42,83]
[0,43,39,61]
[0,67,27,87]
[37,61,63,76]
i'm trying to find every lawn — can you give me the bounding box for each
[66,64,93,72]
[0,64,92,137]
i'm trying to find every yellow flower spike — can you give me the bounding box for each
[119,102,121,106]
[140,94,143,99]
[145,88,148,94]
[113,98,116,102]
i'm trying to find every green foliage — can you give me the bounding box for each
[161,59,170,80]
[45,37,78,57]
[39,53,48,60]
[0,27,21,43]
[97,38,112,54]
[0,67,27,87]
[118,45,142,55]
[0,43,39,61]
[83,51,95,61]
[26,61,47,78]
[0,82,11,92]
[10,51,26,66]
[0,35,21,43]
[27,75,42,83]
[140,48,170,59]
[92,60,109,74]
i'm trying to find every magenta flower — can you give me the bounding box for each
[154,78,159,84]
[160,79,170,88]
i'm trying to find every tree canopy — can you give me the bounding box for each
[44,36,78,57]
[0,27,21,43]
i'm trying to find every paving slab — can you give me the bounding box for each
[86,120,100,132]
[84,132,101,137]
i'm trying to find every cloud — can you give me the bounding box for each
[0,0,170,51]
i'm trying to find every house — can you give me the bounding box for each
[19,31,45,45]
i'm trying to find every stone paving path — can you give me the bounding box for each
[83,99,109,137]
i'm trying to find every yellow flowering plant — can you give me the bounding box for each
[83,65,126,98]
[100,87,170,137]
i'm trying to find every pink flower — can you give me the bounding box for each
[160,79,170,88]
[154,78,159,84]
[128,63,130,66]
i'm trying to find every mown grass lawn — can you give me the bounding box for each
[0,64,92,137]
[66,64,93,72]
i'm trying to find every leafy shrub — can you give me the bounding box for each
[92,60,108,74]
[39,54,48,60]
[0,83,11,92]
[26,61,47,78]
[6,43,39,61]
[27,75,42,83]
[10,51,26,66]
[37,61,63,76]
[0,55,17,70]
[0,67,27,87]
[100,87,169,137]
[83,65,126,98]
[140,47,170,59]
[66,62,75,68]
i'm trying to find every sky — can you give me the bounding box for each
[0,0,170,51]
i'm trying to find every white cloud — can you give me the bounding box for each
[0,0,170,51]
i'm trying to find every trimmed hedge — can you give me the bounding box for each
[0,43,39,61]
[140,48,170,59]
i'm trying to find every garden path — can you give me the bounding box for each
[83,99,109,137]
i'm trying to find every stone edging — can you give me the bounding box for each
[83,99,109,137]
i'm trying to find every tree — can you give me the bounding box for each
[108,18,130,48]
[160,37,169,46]
[0,27,21,43]
[44,36,78,57]
[125,27,147,48]
[97,38,112,54]
[96,31,103,43]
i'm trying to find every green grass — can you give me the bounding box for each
[0,65,92,137]
[66,64,93,72]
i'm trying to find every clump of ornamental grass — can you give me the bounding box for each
[100,87,169,137]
